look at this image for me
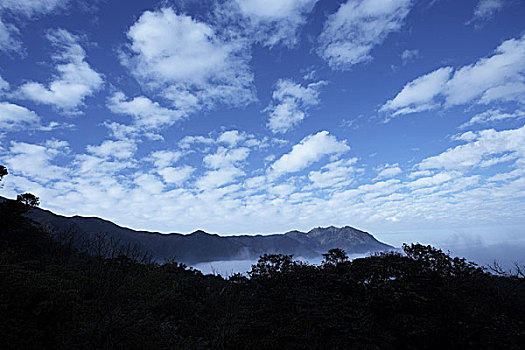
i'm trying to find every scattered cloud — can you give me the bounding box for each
[406,171,459,189]
[307,158,358,189]
[0,74,9,91]
[17,29,103,113]
[469,0,505,23]
[0,18,21,53]
[217,130,246,147]
[0,102,39,131]
[203,147,250,169]
[400,49,419,65]
[0,102,70,133]
[418,125,525,171]
[0,0,69,53]
[107,92,185,137]
[179,130,265,151]
[270,131,350,177]
[195,167,245,190]
[375,163,402,179]
[122,8,255,113]
[446,35,525,106]
[86,140,137,160]
[317,0,413,70]
[2,140,69,181]
[2,123,524,238]
[381,67,452,117]
[382,34,525,116]
[157,166,194,185]
[265,79,326,133]
[179,135,215,150]
[230,0,319,47]
[0,0,524,243]
[149,150,183,168]
[460,109,525,128]
[0,0,69,17]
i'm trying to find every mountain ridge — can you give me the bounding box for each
[0,197,394,264]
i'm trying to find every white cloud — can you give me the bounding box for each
[446,35,525,106]
[217,130,245,147]
[307,158,358,189]
[0,74,9,91]
[134,173,164,194]
[86,140,137,160]
[73,154,134,176]
[408,170,433,179]
[265,79,326,133]
[2,128,524,241]
[232,0,319,47]
[179,130,266,151]
[0,102,40,131]
[270,131,350,177]
[107,92,185,132]
[17,29,103,113]
[317,0,413,70]
[381,67,452,116]
[470,0,505,22]
[203,147,250,169]
[268,183,295,197]
[0,18,21,53]
[0,102,69,133]
[406,171,459,189]
[2,140,69,181]
[149,150,183,168]
[0,0,68,17]
[460,109,525,128]
[375,163,402,179]
[418,125,525,171]
[157,166,194,185]
[0,0,69,53]
[382,34,525,116]
[179,135,215,150]
[400,49,419,65]
[195,167,245,190]
[123,8,254,112]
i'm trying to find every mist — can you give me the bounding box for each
[192,253,369,277]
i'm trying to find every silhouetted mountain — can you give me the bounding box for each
[16,199,393,264]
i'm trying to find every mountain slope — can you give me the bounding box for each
[22,201,393,264]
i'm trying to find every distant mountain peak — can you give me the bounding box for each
[190,230,209,235]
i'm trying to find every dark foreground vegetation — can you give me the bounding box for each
[1,196,525,349]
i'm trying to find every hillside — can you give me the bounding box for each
[1,198,524,349]
[22,202,393,264]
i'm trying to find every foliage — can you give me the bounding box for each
[0,165,7,181]
[16,193,40,207]
[322,247,349,265]
[0,198,524,349]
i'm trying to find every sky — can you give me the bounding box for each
[0,0,524,250]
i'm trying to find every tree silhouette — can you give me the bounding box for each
[16,193,40,207]
[0,165,7,180]
[0,165,7,187]
[322,248,349,265]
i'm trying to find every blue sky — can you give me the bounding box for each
[0,0,524,248]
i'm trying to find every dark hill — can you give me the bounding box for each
[19,200,393,264]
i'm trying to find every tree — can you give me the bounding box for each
[16,193,40,207]
[0,165,7,187]
[0,165,7,180]
[322,248,349,265]
[249,254,295,278]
